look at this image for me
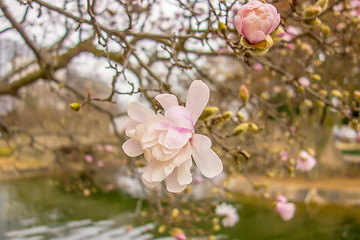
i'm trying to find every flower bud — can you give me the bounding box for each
[249,123,259,132]
[319,89,328,97]
[316,100,325,107]
[354,90,360,103]
[222,111,233,120]
[158,225,166,233]
[234,0,280,44]
[302,17,321,27]
[199,107,219,121]
[70,102,81,111]
[171,208,180,219]
[315,0,328,10]
[350,119,359,132]
[304,99,313,108]
[239,85,250,102]
[237,111,245,121]
[240,150,250,159]
[218,21,227,34]
[320,24,330,38]
[331,89,342,98]
[303,6,322,18]
[233,123,249,135]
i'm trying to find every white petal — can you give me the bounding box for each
[142,168,161,188]
[185,80,210,123]
[124,119,140,138]
[122,139,143,157]
[191,134,223,178]
[166,169,187,193]
[177,160,192,185]
[155,94,179,110]
[127,102,155,123]
[171,143,192,166]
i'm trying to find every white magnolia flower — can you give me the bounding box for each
[215,203,239,227]
[122,80,223,192]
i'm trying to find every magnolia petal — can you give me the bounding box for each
[185,80,210,124]
[142,166,161,187]
[143,149,154,163]
[165,106,194,130]
[141,138,158,149]
[171,142,192,167]
[177,159,192,185]
[276,202,296,221]
[191,134,223,178]
[124,119,140,138]
[158,132,167,146]
[141,129,161,144]
[128,102,155,123]
[165,126,192,149]
[122,139,143,157]
[142,177,161,188]
[152,145,179,161]
[144,160,175,182]
[166,169,187,193]
[155,94,179,110]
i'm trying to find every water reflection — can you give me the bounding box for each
[1,177,360,240]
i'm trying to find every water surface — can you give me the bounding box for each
[1,177,360,240]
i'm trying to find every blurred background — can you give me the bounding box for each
[1,0,360,239]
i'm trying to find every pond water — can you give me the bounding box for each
[1,177,360,240]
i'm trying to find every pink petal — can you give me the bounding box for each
[127,102,155,123]
[234,16,243,34]
[122,139,143,157]
[247,30,267,43]
[185,80,210,124]
[276,202,296,221]
[165,126,192,149]
[190,134,223,178]
[166,169,187,193]
[165,106,194,130]
[141,129,161,144]
[155,94,179,111]
[276,195,288,203]
[177,159,192,185]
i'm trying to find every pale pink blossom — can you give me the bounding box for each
[334,0,360,17]
[97,160,104,167]
[296,150,317,171]
[234,0,281,43]
[276,195,296,221]
[299,77,310,87]
[280,150,288,162]
[174,233,187,240]
[104,144,114,152]
[253,63,263,71]
[290,126,296,134]
[272,86,281,93]
[84,154,93,163]
[122,80,223,193]
[215,203,239,227]
[106,184,114,190]
[194,176,203,184]
[282,26,302,41]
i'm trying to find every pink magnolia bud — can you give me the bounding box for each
[234,0,281,44]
